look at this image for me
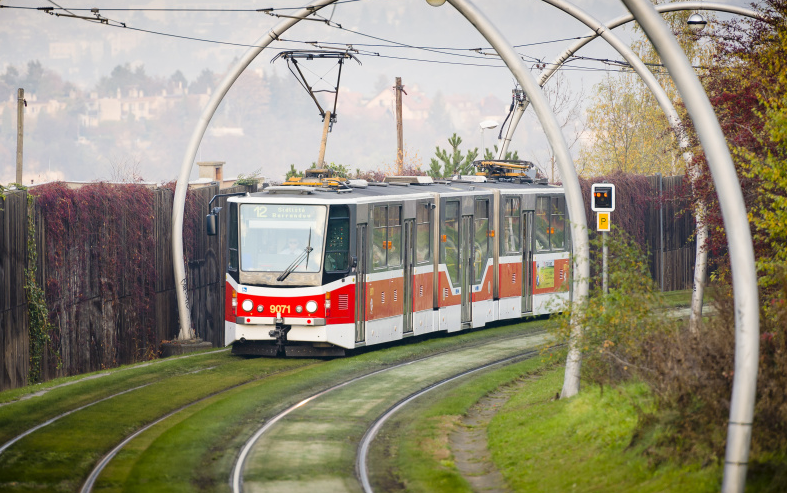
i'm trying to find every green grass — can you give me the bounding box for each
[660,287,717,308]
[383,352,724,493]
[371,352,561,492]
[96,322,551,492]
[0,354,315,492]
[660,289,694,307]
[0,318,550,492]
[488,370,721,492]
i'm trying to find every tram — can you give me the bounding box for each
[207,161,571,357]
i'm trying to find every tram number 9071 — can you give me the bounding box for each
[270,305,291,314]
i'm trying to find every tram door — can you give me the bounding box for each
[521,211,534,313]
[403,219,415,334]
[461,215,474,326]
[355,224,367,343]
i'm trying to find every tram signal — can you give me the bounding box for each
[591,183,615,212]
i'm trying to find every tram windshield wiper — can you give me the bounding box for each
[277,229,313,282]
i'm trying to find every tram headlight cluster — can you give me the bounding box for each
[305,300,318,313]
[241,299,254,313]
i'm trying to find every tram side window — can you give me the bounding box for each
[551,197,566,250]
[325,206,350,271]
[372,204,402,269]
[372,206,387,269]
[474,199,490,284]
[503,197,521,254]
[536,195,567,251]
[388,205,402,267]
[416,201,432,264]
[442,201,460,287]
[535,197,550,251]
[229,202,239,271]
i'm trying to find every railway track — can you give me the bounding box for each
[0,321,550,492]
[231,330,550,493]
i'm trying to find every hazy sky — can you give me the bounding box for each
[1,0,756,183]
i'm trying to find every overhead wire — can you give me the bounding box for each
[3,2,661,75]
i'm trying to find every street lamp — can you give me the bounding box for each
[687,12,707,31]
[480,120,498,160]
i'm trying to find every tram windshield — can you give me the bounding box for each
[239,204,327,273]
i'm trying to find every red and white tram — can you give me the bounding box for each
[209,162,571,357]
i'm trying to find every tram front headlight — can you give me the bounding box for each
[305,300,318,314]
[241,299,253,313]
[257,305,265,313]
[296,305,303,313]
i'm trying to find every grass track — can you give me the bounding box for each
[0,354,315,492]
[0,318,550,492]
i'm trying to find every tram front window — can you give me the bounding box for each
[239,204,327,273]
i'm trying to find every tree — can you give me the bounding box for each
[169,70,188,92]
[529,72,586,181]
[285,164,302,180]
[428,133,478,178]
[190,69,216,95]
[577,12,712,177]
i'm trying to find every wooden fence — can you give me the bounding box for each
[1,175,694,391]
[1,183,254,390]
[646,175,697,292]
[0,191,30,390]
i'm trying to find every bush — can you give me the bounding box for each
[550,226,676,388]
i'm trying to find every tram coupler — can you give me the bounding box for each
[268,321,290,355]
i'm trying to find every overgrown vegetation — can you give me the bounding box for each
[0,184,54,383]
[654,0,787,475]
[24,191,53,383]
[549,228,676,387]
[552,3,787,481]
[233,167,263,186]
[27,182,206,377]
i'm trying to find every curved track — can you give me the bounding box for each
[355,348,541,493]
[0,384,150,456]
[231,331,550,493]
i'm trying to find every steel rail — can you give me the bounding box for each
[0,384,151,456]
[356,347,544,493]
[78,359,319,493]
[229,328,548,493]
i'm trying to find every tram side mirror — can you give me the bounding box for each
[351,256,358,271]
[206,207,221,236]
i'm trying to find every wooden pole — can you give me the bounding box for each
[395,77,403,175]
[317,110,331,169]
[16,88,24,184]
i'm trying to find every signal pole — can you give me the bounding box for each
[16,88,25,184]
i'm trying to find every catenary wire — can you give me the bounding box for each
[5,3,677,74]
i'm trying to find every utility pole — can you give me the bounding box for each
[394,77,405,175]
[16,88,25,184]
[317,110,331,169]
